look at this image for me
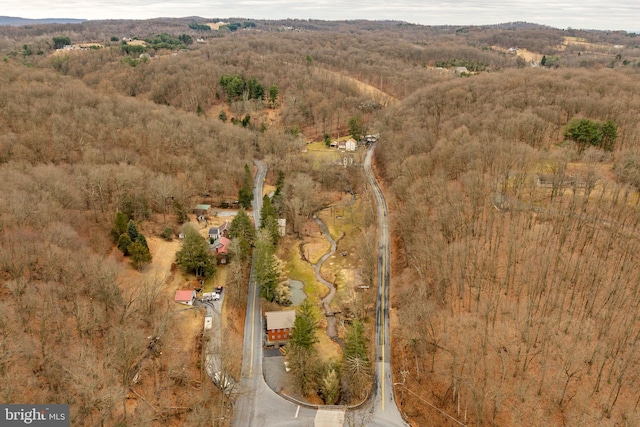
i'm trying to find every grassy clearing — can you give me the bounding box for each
[263,183,277,197]
[281,233,341,362]
[305,141,342,167]
[202,265,227,293]
[315,329,342,363]
[281,239,328,304]
[301,231,331,265]
[318,198,363,278]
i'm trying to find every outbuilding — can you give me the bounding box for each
[174,290,196,305]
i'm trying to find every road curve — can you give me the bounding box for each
[362,144,408,427]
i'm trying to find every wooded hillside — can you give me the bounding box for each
[377,67,640,425]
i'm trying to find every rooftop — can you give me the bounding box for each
[174,289,195,302]
[265,310,296,330]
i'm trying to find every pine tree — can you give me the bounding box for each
[175,225,216,278]
[289,300,319,349]
[255,229,279,302]
[229,208,255,258]
[126,220,139,242]
[260,195,276,228]
[111,212,128,243]
[117,234,133,256]
[129,240,152,270]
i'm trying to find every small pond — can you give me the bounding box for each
[288,279,306,306]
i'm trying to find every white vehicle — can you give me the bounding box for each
[202,292,221,302]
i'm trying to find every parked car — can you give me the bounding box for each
[202,292,220,302]
[215,286,224,294]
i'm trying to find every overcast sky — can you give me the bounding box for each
[4,1,639,32]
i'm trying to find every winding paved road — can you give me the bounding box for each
[362,143,407,427]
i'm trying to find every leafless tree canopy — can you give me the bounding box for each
[1,17,640,426]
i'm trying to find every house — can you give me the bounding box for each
[219,220,231,238]
[208,226,220,241]
[345,138,357,152]
[454,66,469,74]
[174,290,196,305]
[338,141,346,150]
[265,310,297,342]
[210,236,231,264]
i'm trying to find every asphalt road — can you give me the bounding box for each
[231,160,321,426]
[362,143,407,427]
[232,153,404,426]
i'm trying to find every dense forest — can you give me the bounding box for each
[1,17,640,426]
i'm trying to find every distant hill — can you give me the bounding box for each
[0,16,86,26]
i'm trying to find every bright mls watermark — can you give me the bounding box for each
[0,405,69,426]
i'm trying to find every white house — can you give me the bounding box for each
[208,227,220,241]
[345,138,357,152]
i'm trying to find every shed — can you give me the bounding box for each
[265,310,296,342]
[277,218,287,237]
[174,290,196,305]
[193,204,211,215]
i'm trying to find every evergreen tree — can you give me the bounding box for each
[117,233,132,256]
[268,84,279,108]
[172,199,189,223]
[260,194,279,245]
[111,211,128,243]
[126,220,139,242]
[287,299,321,395]
[601,120,618,151]
[344,319,369,361]
[260,195,276,228]
[129,240,152,270]
[320,367,340,405]
[289,300,319,349]
[175,225,216,278]
[229,208,256,255]
[255,229,279,302]
[262,215,280,250]
[136,233,149,250]
[342,319,371,401]
[238,187,253,209]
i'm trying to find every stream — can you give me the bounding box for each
[312,214,340,341]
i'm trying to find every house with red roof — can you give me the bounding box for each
[210,236,231,265]
[174,289,196,305]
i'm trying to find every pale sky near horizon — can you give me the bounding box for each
[3,1,639,32]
